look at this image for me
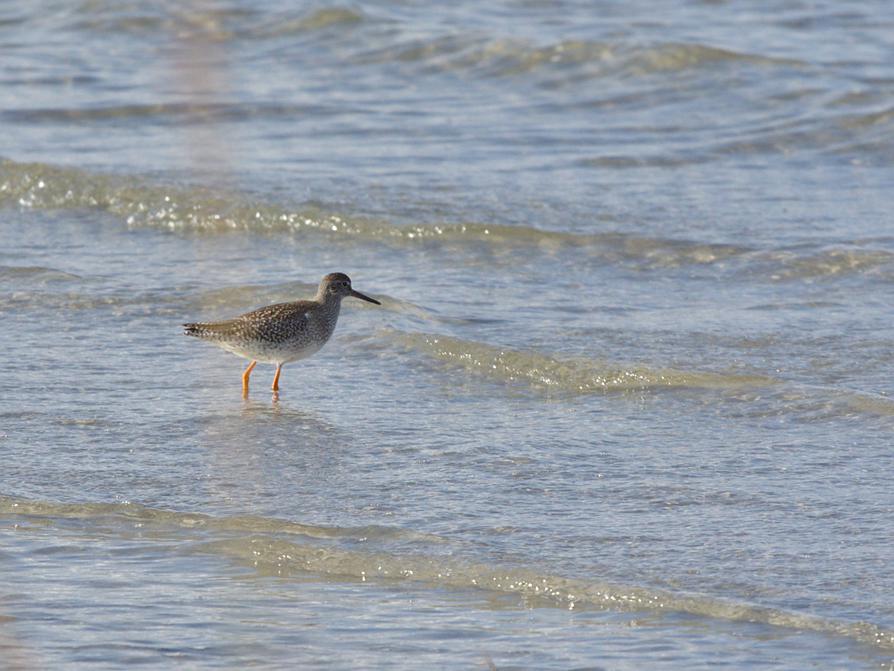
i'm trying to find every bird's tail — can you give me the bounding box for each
[184,319,239,340]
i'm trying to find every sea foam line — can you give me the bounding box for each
[3,495,891,652]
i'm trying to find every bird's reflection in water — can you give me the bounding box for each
[199,394,344,513]
[237,394,334,432]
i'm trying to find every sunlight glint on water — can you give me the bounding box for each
[1,1,893,669]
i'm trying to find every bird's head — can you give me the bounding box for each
[320,273,381,305]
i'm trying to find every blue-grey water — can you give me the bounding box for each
[2,1,894,669]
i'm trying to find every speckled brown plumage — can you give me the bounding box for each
[185,300,320,353]
[184,273,381,396]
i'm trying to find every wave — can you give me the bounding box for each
[0,265,81,282]
[728,385,894,421]
[0,496,439,544]
[2,102,349,126]
[387,330,776,393]
[4,159,892,280]
[745,247,894,281]
[72,5,364,39]
[3,495,891,652]
[202,536,893,651]
[64,2,796,78]
[628,42,803,73]
[584,108,894,166]
[0,158,748,267]
[254,7,364,36]
[352,37,803,79]
[0,157,777,272]
[386,331,894,421]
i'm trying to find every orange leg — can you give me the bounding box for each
[242,360,257,397]
[272,364,283,392]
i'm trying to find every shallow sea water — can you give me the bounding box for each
[2,1,894,669]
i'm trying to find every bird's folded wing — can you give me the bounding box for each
[186,301,311,342]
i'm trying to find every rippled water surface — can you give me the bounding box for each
[2,1,894,669]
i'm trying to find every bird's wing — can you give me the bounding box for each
[240,301,312,342]
[185,301,312,342]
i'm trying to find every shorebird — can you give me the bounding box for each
[184,272,381,396]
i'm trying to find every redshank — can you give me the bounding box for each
[184,273,380,396]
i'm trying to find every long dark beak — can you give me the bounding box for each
[349,288,381,305]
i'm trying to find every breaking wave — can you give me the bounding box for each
[352,37,804,79]
[387,330,776,394]
[0,158,747,269]
[387,331,894,421]
[3,159,892,280]
[3,495,891,652]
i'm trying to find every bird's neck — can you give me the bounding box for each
[315,290,341,307]
[315,292,343,321]
[315,294,342,334]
